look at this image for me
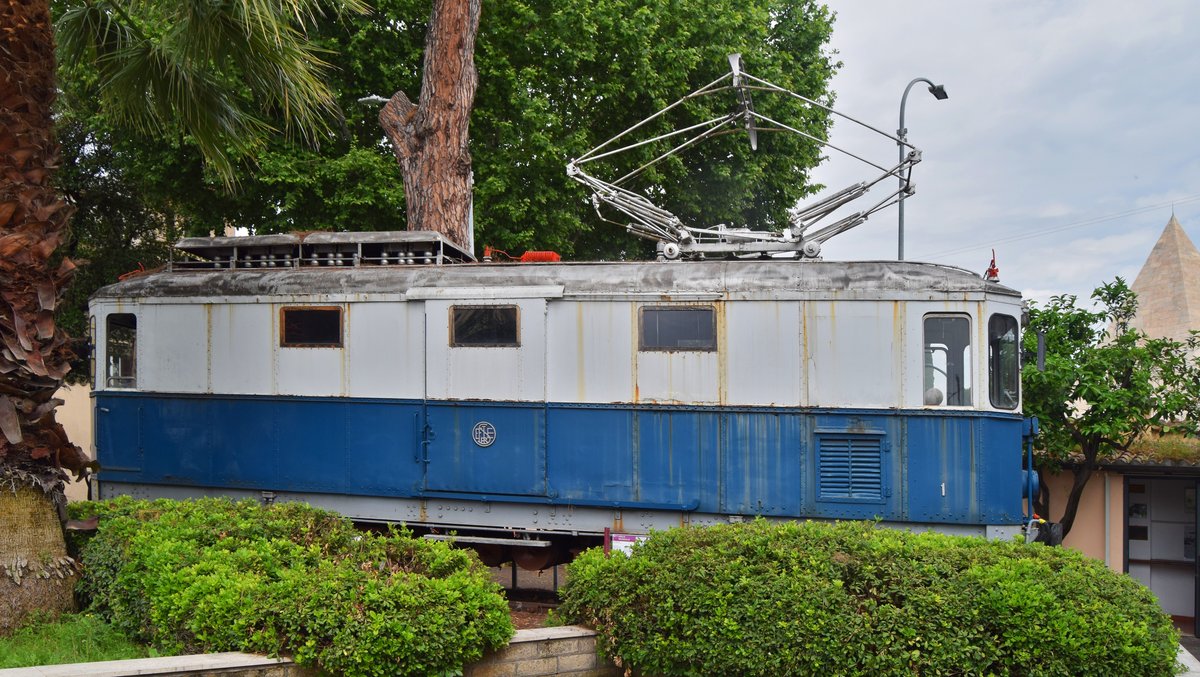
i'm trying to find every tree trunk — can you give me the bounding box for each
[1056,462,1095,538]
[0,0,86,474]
[1034,467,1051,520]
[0,0,88,631]
[0,483,78,635]
[379,0,481,253]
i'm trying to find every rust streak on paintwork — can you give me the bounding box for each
[893,300,904,409]
[801,302,811,406]
[341,303,349,397]
[205,304,214,394]
[630,302,639,403]
[576,302,586,402]
[716,301,728,406]
[269,304,278,394]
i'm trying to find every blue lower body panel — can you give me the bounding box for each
[97,394,425,497]
[94,392,1025,527]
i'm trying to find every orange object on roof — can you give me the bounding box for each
[519,251,561,262]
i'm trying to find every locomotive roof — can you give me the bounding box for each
[93,259,1021,302]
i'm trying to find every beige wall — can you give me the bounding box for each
[1046,469,1124,571]
[55,384,94,502]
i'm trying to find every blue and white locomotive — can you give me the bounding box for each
[88,57,1035,567]
[89,230,1031,565]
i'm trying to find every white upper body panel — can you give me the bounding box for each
[91,259,1023,411]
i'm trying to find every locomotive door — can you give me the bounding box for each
[421,295,549,496]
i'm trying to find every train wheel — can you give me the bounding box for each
[472,543,510,567]
[512,545,558,571]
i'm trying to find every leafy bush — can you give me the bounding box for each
[560,520,1179,677]
[69,497,512,676]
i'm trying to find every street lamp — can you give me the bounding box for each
[897,78,948,260]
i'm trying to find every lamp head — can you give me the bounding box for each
[928,84,949,100]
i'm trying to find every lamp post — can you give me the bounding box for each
[897,78,948,260]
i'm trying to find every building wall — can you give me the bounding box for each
[56,384,94,502]
[1046,469,1124,571]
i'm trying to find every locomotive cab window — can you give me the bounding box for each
[451,306,519,347]
[640,306,716,351]
[106,313,137,388]
[988,314,1020,409]
[923,315,972,406]
[281,307,342,347]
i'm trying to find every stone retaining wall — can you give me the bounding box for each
[465,626,621,677]
[0,626,619,677]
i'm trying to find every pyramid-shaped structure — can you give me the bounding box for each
[1129,215,1200,344]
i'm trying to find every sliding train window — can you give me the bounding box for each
[106,313,137,388]
[451,305,519,347]
[640,306,716,351]
[280,307,343,347]
[988,314,1020,409]
[923,315,972,406]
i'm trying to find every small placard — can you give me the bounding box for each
[611,533,648,555]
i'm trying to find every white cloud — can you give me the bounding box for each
[808,0,1200,302]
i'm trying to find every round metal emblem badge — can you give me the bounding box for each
[472,421,497,448]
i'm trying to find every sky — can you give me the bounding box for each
[805,0,1200,306]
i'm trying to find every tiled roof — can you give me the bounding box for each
[1047,447,1200,471]
[1099,448,1200,469]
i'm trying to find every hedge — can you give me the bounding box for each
[69,497,512,677]
[559,520,1179,676]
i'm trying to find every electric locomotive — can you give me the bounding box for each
[89,57,1037,566]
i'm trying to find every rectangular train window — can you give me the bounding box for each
[106,313,137,388]
[640,306,716,351]
[451,306,519,347]
[817,434,884,502]
[989,314,1020,409]
[281,307,342,347]
[923,315,971,406]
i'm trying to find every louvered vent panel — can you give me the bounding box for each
[818,436,883,501]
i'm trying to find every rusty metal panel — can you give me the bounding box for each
[634,302,721,405]
[275,303,346,397]
[545,301,633,404]
[208,303,274,395]
[425,298,547,402]
[635,350,720,404]
[346,302,423,399]
[137,304,209,393]
[724,301,802,406]
[93,260,1022,303]
[806,300,901,408]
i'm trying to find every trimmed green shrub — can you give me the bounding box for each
[69,497,512,676]
[560,520,1179,677]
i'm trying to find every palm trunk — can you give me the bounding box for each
[1,484,78,634]
[0,0,85,631]
[0,0,86,472]
[379,0,481,252]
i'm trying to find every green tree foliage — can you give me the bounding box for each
[54,0,368,185]
[561,520,1180,676]
[49,0,376,374]
[53,1,838,344]
[1023,278,1200,536]
[470,0,838,257]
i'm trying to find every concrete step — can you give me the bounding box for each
[0,652,310,677]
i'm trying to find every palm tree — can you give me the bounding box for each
[0,0,363,632]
